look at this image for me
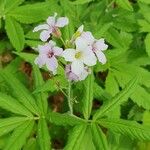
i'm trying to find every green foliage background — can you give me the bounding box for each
[0,0,150,149]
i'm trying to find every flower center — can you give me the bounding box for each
[75,51,82,59]
[47,51,54,58]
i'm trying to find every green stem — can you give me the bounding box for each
[68,81,73,114]
[60,37,67,48]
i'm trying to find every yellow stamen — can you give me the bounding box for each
[75,51,82,59]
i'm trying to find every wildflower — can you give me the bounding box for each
[63,38,97,75]
[65,64,91,82]
[79,32,108,64]
[34,41,63,74]
[33,13,69,41]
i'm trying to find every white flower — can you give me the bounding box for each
[34,41,63,74]
[63,38,97,75]
[80,32,108,64]
[33,13,69,41]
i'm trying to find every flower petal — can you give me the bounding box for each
[75,37,88,51]
[33,24,49,32]
[62,49,76,62]
[83,49,97,66]
[77,25,84,33]
[38,43,51,54]
[53,47,63,56]
[95,39,108,51]
[40,30,51,42]
[71,60,84,75]
[49,40,56,47]
[46,56,58,74]
[46,16,56,26]
[79,69,89,81]
[55,17,69,27]
[65,65,79,81]
[95,50,107,64]
[34,55,46,67]
[81,31,94,45]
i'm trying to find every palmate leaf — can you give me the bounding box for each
[71,0,94,5]
[65,124,95,150]
[0,70,39,115]
[105,71,119,96]
[5,16,25,51]
[37,118,51,150]
[131,85,150,110]
[4,120,34,150]
[48,112,86,126]
[139,0,150,4]
[116,0,133,11]
[9,2,51,24]
[0,92,32,117]
[4,0,24,14]
[93,82,111,101]
[93,76,139,120]
[99,118,150,141]
[14,52,37,65]
[82,72,94,120]
[145,33,150,57]
[32,65,48,116]
[91,123,108,150]
[0,117,31,137]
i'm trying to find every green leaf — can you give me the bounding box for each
[145,33,150,57]
[82,72,94,119]
[131,86,150,110]
[4,120,34,150]
[93,82,111,101]
[105,72,119,96]
[32,65,48,116]
[33,75,68,94]
[99,118,150,141]
[4,0,24,14]
[9,2,51,24]
[23,138,39,150]
[72,0,94,5]
[0,117,31,137]
[93,76,139,120]
[91,123,108,150]
[14,52,37,64]
[5,16,25,51]
[105,28,132,50]
[139,0,150,4]
[138,19,150,32]
[139,3,150,23]
[48,112,86,126]
[0,70,39,115]
[116,0,133,11]
[0,92,33,117]
[37,118,51,150]
[65,125,95,150]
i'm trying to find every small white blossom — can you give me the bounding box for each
[33,13,69,41]
[34,41,63,74]
[63,38,97,75]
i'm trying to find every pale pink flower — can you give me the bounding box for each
[65,64,91,82]
[63,38,97,76]
[33,13,69,41]
[34,41,63,74]
[80,32,108,64]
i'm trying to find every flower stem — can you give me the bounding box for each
[60,37,67,48]
[68,81,73,114]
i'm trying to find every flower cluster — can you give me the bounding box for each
[33,13,108,82]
